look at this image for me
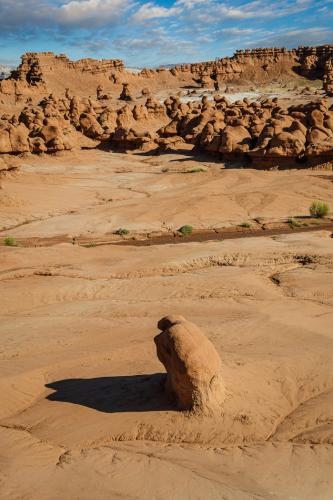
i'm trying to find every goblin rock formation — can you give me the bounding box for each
[157,94,333,167]
[119,83,134,101]
[1,46,333,166]
[154,315,225,414]
[1,89,333,166]
[323,60,333,96]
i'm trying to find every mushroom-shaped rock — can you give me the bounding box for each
[154,315,225,414]
[119,83,134,101]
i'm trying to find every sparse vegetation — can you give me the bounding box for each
[83,242,97,248]
[239,222,251,228]
[287,217,302,228]
[309,200,329,218]
[183,167,206,173]
[115,228,130,236]
[161,167,169,173]
[178,225,193,236]
[295,254,316,265]
[4,236,17,247]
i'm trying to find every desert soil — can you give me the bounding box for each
[0,150,333,499]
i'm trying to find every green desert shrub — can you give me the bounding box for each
[239,222,251,228]
[115,228,130,236]
[309,201,329,218]
[183,167,206,173]
[287,217,302,228]
[4,236,16,247]
[178,225,193,236]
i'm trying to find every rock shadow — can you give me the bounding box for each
[46,373,175,413]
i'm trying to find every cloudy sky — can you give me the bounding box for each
[0,0,332,68]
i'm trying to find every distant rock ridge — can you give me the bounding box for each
[9,52,124,87]
[2,45,333,94]
[164,45,333,85]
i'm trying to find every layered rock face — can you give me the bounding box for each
[11,52,124,85]
[166,45,333,86]
[154,315,225,414]
[2,45,332,97]
[0,52,125,96]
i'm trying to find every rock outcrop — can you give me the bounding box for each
[323,60,333,96]
[119,83,134,101]
[10,52,124,86]
[2,45,332,98]
[154,315,225,414]
[1,88,333,165]
[1,44,333,165]
[169,45,333,86]
[156,95,333,167]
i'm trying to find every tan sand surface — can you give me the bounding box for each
[0,151,333,499]
[1,150,333,237]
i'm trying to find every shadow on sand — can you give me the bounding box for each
[46,373,175,413]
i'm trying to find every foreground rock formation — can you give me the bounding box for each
[155,315,225,414]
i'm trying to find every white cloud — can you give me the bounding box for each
[58,0,131,27]
[132,2,181,22]
[247,26,333,47]
[219,28,261,35]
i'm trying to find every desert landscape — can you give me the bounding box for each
[1,13,333,499]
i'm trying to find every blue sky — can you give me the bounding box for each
[0,0,332,68]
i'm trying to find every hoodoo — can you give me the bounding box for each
[154,315,225,414]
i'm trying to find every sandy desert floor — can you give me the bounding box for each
[0,150,333,499]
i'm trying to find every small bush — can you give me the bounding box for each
[183,167,206,173]
[115,228,130,236]
[4,236,16,247]
[178,225,193,236]
[309,201,329,218]
[239,222,251,228]
[287,217,302,228]
[83,242,97,248]
[295,254,316,265]
[161,167,169,173]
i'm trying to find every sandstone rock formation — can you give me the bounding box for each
[11,52,124,86]
[170,45,333,86]
[154,315,225,414]
[119,83,134,101]
[1,45,333,165]
[1,82,333,165]
[157,95,333,166]
[2,45,332,99]
[323,60,333,96]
